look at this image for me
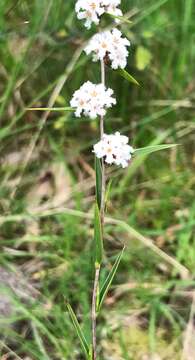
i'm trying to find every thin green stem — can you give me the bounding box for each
[92,59,106,360]
[100,59,106,221]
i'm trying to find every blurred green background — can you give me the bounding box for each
[0,0,195,359]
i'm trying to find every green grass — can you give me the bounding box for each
[0,0,195,358]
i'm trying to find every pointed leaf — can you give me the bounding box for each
[134,144,178,157]
[117,69,139,86]
[119,130,173,191]
[94,203,103,266]
[107,13,133,25]
[95,157,102,210]
[26,107,74,112]
[98,247,125,311]
[66,303,89,359]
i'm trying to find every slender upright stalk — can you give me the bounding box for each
[100,59,106,223]
[100,59,105,138]
[91,59,106,360]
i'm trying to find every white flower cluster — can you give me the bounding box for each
[85,29,130,69]
[73,1,135,169]
[93,132,134,168]
[75,0,122,29]
[70,81,116,119]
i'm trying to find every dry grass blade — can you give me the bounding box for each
[182,291,195,360]
[105,217,190,280]
[0,207,190,279]
[0,340,23,360]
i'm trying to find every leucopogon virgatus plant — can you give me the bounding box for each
[28,1,177,359]
[65,1,177,360]
[68,2,135,359]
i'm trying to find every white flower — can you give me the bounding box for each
[75,0,104,28]
[70,81,116,119]
[93,132,134,168]
[85,29,130,69]
[101,0,123,18]
[75,0,123,28]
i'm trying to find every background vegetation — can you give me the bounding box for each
[0,0,195,359]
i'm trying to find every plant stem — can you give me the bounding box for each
[91,59,106,360]
[100,59,105,138]
[100,59,106,222]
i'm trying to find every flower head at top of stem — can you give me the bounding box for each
[75,0,123,29]
[70,81,116,119]
[93,132,134,168]
[85,28,130,69]
[101,0,123,19]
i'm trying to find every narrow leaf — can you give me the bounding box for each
[119,130,173,191]
[98,247,125,311]
[107,13,133,25]
[134,144,178,156]
[95,157,102,210]
[117,69,139,86]
[94,203,103,265]
[66,303,89,359]
[88,346,93,360]
[26,107,74,112]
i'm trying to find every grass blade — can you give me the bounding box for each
[105,179,112,212]
[66,303,89,359]
[98,247,125,311]
[95,157,102,210]
[94,203,103,266]
[31,322,51,360]
[134,144,178,156]
[117,69,139,86]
